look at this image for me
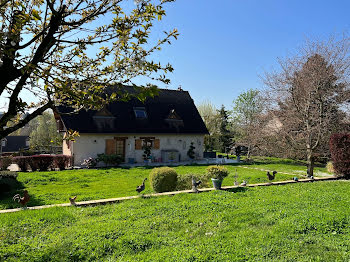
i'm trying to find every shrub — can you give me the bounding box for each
[142,145,151,161]
[0,156,12,170]
[187,142,196,160]
[97,154,123,166]
[330,134,350,178]
[53,155,72,170]
[28,155,54,171]
[0,171,19,193]
[13,156,29,171]
[207,165,229,180]
[149,167,178,193]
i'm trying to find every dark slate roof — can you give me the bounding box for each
[1,136,29,152]
[57,88,209,134]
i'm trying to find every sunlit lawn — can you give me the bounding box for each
[0,157,332,210]
[1,181,349,261]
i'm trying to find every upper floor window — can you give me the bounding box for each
[1,138,6,147]
[134,107,147,119]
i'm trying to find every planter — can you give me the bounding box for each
[211,178,223,190]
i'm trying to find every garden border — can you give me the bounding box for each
[0,176,339,214]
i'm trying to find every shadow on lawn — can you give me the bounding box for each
[0,181,45,209]
[224,187,249,193]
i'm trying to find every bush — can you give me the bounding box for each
[149,167,178,193]
[330,134,350,178]
[97,154,123,166]
[207,165,229,180]
[28,155,54,171]
[330,134,350,177]
[13,156,29,172]
[176,173,212,191]
[0,156,12,170]
[187,142,196,160]
[0,171,19,193]
[53,155,72,170]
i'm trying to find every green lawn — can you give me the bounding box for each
[0,158,332,210]
[1,181,349,261]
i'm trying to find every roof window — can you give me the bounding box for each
[134,107,147,119]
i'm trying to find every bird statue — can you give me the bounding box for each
[241,180,247,186]
[136,178,147,193]
[69,196,77,206]
[267,171,277,182]
[13,190,30,209]
[192,177,202,193]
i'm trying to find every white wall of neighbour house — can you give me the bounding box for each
[70,134,205,165]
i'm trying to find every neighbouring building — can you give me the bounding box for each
[54,87,209,165]
[0,136,30,155]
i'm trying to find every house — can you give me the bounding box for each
[0,136,30,155]
[54,87,209,165]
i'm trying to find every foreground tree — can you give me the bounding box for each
[0,0,178,139]
[264,37,350,176]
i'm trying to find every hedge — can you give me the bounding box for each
[329,133,350,178]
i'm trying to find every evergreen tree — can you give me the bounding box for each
[218,105,233,153]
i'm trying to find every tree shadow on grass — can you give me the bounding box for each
[0,181,45,210]
[224,187,249,193]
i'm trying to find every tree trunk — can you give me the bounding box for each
[247,145,251,160]
[306,149,314,177]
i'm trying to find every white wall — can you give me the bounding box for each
[71,134,205,165]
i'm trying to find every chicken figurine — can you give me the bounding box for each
[136,178,147,193]
[267,171,277,182]
[192,177,202,193]
[13,190,30,209]
[69,196,77,206]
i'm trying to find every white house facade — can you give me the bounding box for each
[63,133,205,165]
[56,87,209,166]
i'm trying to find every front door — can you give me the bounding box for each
[115,138,125,161]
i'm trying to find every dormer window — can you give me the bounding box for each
[134,107,147,119]
[93,107,116,130]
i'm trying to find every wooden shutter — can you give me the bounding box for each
[105,139,116,155]
[135,139,142,150]
[154,139,160,149]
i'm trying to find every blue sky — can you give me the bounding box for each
[150,0,350,109]
[2,0,350,111]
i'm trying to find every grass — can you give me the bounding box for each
[1,181,349,261]
[0,158,332,210]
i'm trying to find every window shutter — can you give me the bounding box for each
[105,139,116,155]
[135,139,142,150]
[154,139,160,149]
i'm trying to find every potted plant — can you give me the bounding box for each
[142,144,151,164]
[207,165,229,190]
